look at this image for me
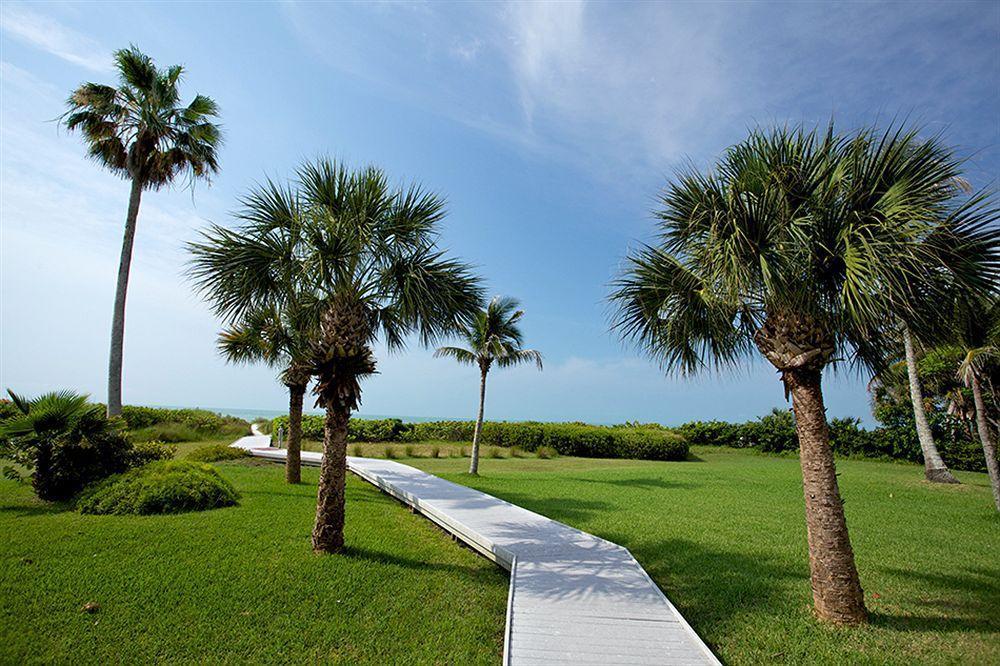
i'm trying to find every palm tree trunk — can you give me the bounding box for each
[785,367,867,625]
[469,368,488,475]
[286,383,305,484]
[969,373,1000,512]
[107,177,143,417]
[902,326,958,483]
[312,400,351,553]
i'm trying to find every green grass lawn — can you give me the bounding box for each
[0,458,507,664]
[407,447,999,666]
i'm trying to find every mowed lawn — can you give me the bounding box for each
[0,457,508,664]
[409,448,1000,666]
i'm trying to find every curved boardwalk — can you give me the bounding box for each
[231,435,719,665]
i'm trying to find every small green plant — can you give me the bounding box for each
[459,447,468,457]
[351,444,363,457]
[404,444,415,457]
[77,460,239,515]
[536,445,557,459]
[185,443,250,463]
[488,446,503,459]
[431,446,441,458]
[510,446,526,458]
[384,446,397,459]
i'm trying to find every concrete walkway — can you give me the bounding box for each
[231,434,719,665]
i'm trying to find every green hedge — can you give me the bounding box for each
[676,409,987,472]
[271,416,688,462]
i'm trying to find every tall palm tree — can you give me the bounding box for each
[953,296,1000,511]
[435,296,543,474]
[218,305,315,484]
[611,124,999,625]
[189,159,482,553]
[902,325,959,483]
[62,45,222,417]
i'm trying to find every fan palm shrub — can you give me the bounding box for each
[189,159,482,553]
[61,45,222,416]
[0,390,138,501]
[219,303,315,484]
[435,296,542,474]
[611,124,999,624]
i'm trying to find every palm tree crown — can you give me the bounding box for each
[436,296,543,372]
[218,304,315,388]
[611,125,999,377]
[62,45,222,188]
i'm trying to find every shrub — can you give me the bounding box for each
[403,445,415,457]
[270,416,412,443]
[129,422,201,443]
[78,460,239,515]
[488,446,503,458]
[119,406,248,439]
[431,446,441,458]
[351,444,363,457]
[510,446,526,458]
[384,446,397,459]
[459,447,468,457]
[185,444,250,463]
[130,441,177,466]
[1,392,138,501]
[536,445,556,459]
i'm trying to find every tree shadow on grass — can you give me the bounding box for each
[567,476,699,491]
[0,500,72,517]
[341,545,504,580]
[622,537,803,636]
[470,489,617,524]
[871,566,1000,634]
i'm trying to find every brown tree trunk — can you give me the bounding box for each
[969,373,1000,512]
[286,383,305,484]
[107,177,143,417]
[469,367,488,475]
[311,401,350,553]
[902,326,958,483]
[785,368,868,625]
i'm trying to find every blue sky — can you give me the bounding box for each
[1,1,997,424]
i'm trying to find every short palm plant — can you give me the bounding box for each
[611,124,999,625]
[61,45,222,417]
[189,159,482,553]
[219,304,316,484]
[951,295,1000,511]
[0,390,121,501]
[435,296,543,474]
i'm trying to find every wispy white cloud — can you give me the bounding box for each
[1,3,111,72]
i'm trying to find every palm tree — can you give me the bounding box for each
[611,124,999,625]
[189,159,482,553]
[435,296,543,474]
[61,45,222,417]
[218,305,315,484]
[952,296,1000,511]
[901,325,960,483]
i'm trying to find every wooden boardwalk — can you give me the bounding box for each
[231,435,719,665]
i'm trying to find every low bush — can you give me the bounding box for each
[185,444,251,463]
[78,460,239,515]
[536,445,556,459]
[270,416,412,443]
[351,444,363,457]
[384,446,397,459]
[403,445,415,457]
[487,446,503,459]
[129,422,202,443]
[129,441,177,466]
[119,406,248,440]
[408,420,689,461]
[431,446,441,458]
